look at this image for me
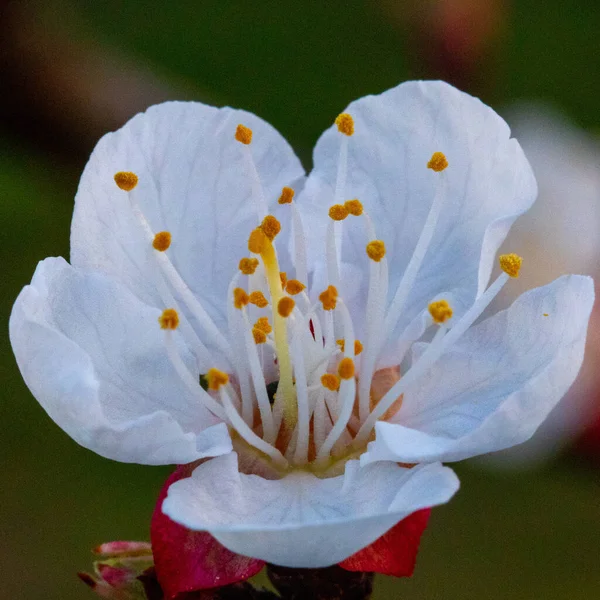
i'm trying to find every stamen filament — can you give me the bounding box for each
[290,323,310,465]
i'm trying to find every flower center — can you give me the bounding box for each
[113,116,522,476]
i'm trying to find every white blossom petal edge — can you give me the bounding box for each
[9,80,594,566]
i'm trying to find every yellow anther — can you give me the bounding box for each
[344,199,363,216]
[319,285,338,311]
[152,231,172,252]
[235,124,253,145]
[254,316,272,334]
[233,287,249,309]
[543,313,549,317]
[261,215,281,241]
[239,257,259,275]
[248,227,268,254]
[285,279,306,295]
[278,186,295,204]
[366,240,386,262]
[249,290,269,308]
[114,171,138,191]
[335,113,355,136]
[321,373,341,391]
[277,296,295,318]
[206,368,229,391]
[499,253,523,278]
[428,299,453,324]
[159,308,179,330]
[337,339,364,355]
[338,357,355,380]
[279,272,287,288]
[252,328,267,344]
[329,204,349,221]
[427,151,449,172]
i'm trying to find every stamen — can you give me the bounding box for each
[366,240,386,262]
[277,297,295,318]
[321,373,341,391]
[356,271,512,444]
[235,124,253,145]
[319,285,338,311]
[338,357,355,380]
[249,291,269,308]
[285,279,306,295]
[114,171,138,191]
[248,228,268,254]
[335,113,355,136]
[239,257,259,275]
[329,204,349,221]
[159,308,179,330]
[206,368,229,390]
[499,253,523,278]
[233,287,249,309]
[428,299,453,324]
[153,231,172,252]
[252,328,267,344]
[344,199,363,216]
[261,215,281,241]
[254,316,272,334]
[427,151,449,172]
[290,324,310,465]
[279,272,287,288]
[278,186,295,204]
[337,339,363,355]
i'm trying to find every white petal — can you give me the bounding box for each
[162,452,459,567]
[9,257,231,464]
[299,80,536,339]
[362,275,594,464]
[71,101,305,331]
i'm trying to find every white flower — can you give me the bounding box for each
[10,81,593,568]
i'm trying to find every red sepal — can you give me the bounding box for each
[338,508,431,577]
[151,464,265,599]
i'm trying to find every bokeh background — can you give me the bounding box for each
[2,1,599,598]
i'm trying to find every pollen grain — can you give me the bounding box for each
[207,368,229,391]
[277,296,295,318]
[335,113,355,136]
[321,373,341,391]
[233,287,249,309]
[338,357,355,380]
[344,199,363,216]
[239,257,259,275]
[254,316,272,334]
[329,204,349,221]
[499,253,522,278]
[252,328,267,344]
[427,152,449,172]
[428,299,453,324]
[278,186,295,204]
[366,240,386,262]
[285,279,306,295]
[152,231,172,252]
[319,285,338,311]
[248,227,268,254]
[261,215,281,240]
[249,291,269,308]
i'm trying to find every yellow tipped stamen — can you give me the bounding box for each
[344,199,363,216]
[285,279,306,295]
[321,373,341,391]
[338,357,355,380]
[261,215,281,241]
[277,296,295,318]
[114,171,138,191]
[335,113,355,136]
[254,316,272,334]
[427,151,449,172]
[206,367,229,391]
[543,313,549,317]
[278,186,295,204]
[235,124,253,145]
[233,287,249,309]
[248,228,268,254]
[499,253,523,278]
[279,272,287,288]
[366,240,386,262]
[159,308,179,330]
[252,328,267,344]
[249,291,269,308]
[428,299,453,324]
[152,231,172,252]
[319,285,338,311]
[239,257,259,275]
[337,339,364,355]
[329,204,349,221]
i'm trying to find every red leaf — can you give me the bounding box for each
[151,464,265,599]
[338,508,431,577]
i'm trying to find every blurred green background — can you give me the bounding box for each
[1,1,599,598]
